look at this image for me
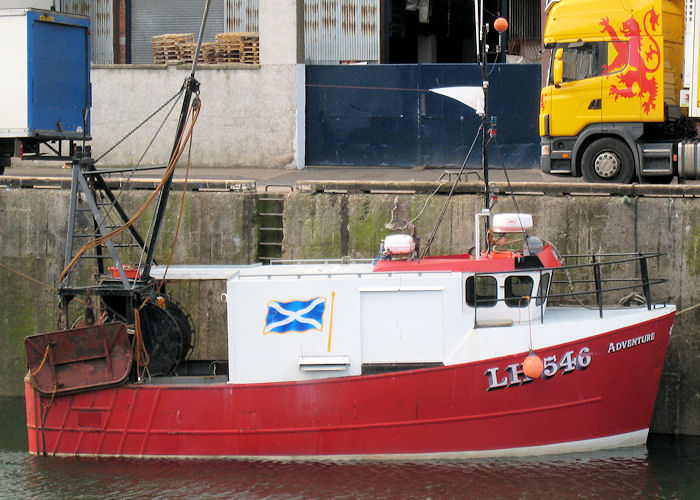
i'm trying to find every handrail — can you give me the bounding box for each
[471,252,667,324]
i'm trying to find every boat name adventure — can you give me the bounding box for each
[607,333,655,354]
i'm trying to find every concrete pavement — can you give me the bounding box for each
[3,160,570,187]
[3,160,698,195]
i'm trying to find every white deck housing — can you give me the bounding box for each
[155,263,673,385]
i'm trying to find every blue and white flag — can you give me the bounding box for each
[264,297,326,334]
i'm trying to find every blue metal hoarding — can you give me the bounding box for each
[306,64,540,168]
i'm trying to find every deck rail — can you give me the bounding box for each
[472,252,666,325]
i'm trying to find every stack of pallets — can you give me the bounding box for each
[178,41,218,64]
[215,32,241,63]
[215,32,259,64]
[238,32,260,64]
[152,33,194,64]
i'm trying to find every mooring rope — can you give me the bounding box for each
[677,302,700,315]
[0,262,57,293]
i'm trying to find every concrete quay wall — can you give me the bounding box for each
[0,185,697,436]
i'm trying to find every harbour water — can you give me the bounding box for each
[1,396,698,499]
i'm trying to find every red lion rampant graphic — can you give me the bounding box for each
[599,8,661,114]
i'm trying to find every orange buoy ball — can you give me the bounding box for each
[523,350,544,379]
[494,17,509,33]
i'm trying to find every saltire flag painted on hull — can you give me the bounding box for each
[264,297,326,334]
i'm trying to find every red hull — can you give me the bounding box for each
[25,312,673,459]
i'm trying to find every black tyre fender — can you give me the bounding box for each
[580,138,635,183]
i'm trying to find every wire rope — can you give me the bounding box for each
[94,87,185,164]
[61,96,202,281]
[421,124,483,258]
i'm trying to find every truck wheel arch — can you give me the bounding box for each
[579,138,635,183]
[572,126,643,179]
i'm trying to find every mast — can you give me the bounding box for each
[476,8,509,255]
[422,9,508,259]
[143,0,212,278]
[479,16,490,212]
[479,11,509,217]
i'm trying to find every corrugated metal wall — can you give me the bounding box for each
[508,0,540,39]
[304,0,380,64]
[61,0,89,15]
[60,0,113,64]
[225,0,259,32]
[508,0,541,62]
[55,1,540,66]
[224,0,380,64]
[130,0,225,64]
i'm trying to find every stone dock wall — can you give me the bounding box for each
[0,183,697,436]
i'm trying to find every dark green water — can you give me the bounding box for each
[1,396,698,499]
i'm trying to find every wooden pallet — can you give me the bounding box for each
[216,45,241,63]
[152,33,194,64]
[215,33,241,63]
[215,32,259,64]
[178,41,217,64]
[240,36,259,64]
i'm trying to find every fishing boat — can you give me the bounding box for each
[23,225,675,459]
[23,4,674,459]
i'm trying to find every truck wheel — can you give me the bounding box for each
[581,138,634,183]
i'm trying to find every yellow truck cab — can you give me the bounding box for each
[540,0,700,183]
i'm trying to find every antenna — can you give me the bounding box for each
[480,14,509,213]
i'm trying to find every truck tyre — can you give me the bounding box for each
[581,138,634,183]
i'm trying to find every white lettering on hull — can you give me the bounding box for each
[484,347,591,391]
[607,332,655,353]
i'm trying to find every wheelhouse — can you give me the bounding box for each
[465,269,553,327]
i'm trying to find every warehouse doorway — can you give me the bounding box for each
[386,0,505,63]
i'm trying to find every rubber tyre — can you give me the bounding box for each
[581,138,635,184]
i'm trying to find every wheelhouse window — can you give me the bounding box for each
[536,272,551,306]
[549,41,610,84]
[466,276,497,308]
[505,276,533,308]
